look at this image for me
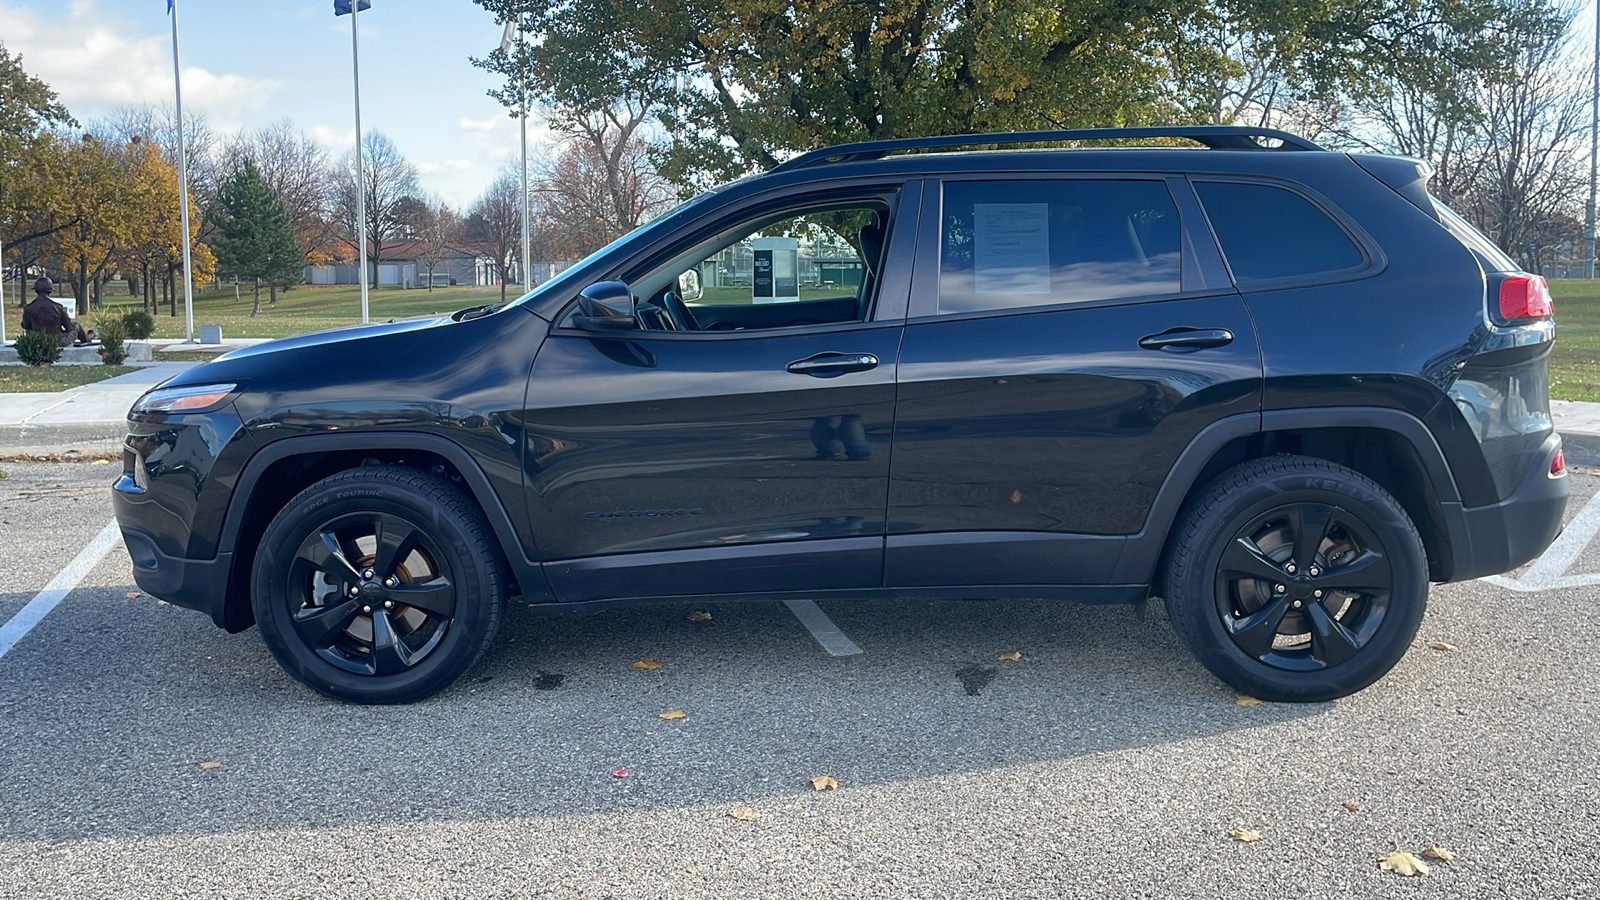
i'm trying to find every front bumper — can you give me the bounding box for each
[1443,432,1568,582]
[117,518,241,630]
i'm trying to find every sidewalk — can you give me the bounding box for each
[5,367,1600,458]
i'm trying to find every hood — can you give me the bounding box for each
[214,315,449,362]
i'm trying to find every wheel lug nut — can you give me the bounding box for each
[1285,564,1297,575]
[362,605,372,614]
[383,600,393,609]
[384,577,398,588]
[1314,590,1323,599]
[1293,600,1303,608]
[1309,566,1320,576]
[363,568,375,580]
[1274,583,1287,594]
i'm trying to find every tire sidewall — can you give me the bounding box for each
[1169,462,1428,702]
[252,473,498,703]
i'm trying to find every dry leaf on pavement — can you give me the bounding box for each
[1429,641,1460,652]
[809,775,839,791]
[1228,828,1261,843]
[1234,694,1261,707]
[1343,802,1360,812]
[688,610,713,622]
[198,761,222,770]
[658,709,687,720]
[1380,850,1430,877]
[997,651,1022,661]
[728,806,760,821]
[1423,844,1457,863]
[632,658,664,670]
[125,592,141,599]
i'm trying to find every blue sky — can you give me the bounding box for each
[0,0,551,207]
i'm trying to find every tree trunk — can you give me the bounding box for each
[269,283,278,305]
[168,268,176,317]
[77,259,89,307]
[250,278,261,318]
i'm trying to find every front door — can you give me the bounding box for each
[523,188,919,602]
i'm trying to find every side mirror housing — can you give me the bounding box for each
[573,281,639,332]
[676,268,703,303]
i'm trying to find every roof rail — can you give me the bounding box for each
[768,126,1324,173]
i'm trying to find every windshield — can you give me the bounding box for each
[508,187,738,310]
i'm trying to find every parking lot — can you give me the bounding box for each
[1,458,1598,898]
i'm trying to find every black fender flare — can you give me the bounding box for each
[1112,407,1464,584]
[219,431,552,604]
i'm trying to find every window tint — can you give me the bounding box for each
[938,180,1182,315]
[1193,181,1364,282]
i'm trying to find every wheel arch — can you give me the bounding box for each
[216,432,549,633]
[1116,408,1465,586]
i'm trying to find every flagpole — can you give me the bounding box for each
[519,21,530,292]
[352,1,370,324]
[170,0,196,343]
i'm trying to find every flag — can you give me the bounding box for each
[167,0,173,11]
[500,17,517,53]
[334,0,371,15]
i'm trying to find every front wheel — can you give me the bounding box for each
[1162,456,1428,702]
[252,466,508,704]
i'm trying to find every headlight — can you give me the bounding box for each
[131,383,238,415]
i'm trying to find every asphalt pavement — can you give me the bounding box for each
[0,453,1598,897]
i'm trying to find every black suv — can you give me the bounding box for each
[113,127,1567,704]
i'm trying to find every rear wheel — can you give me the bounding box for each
[252,466,507,704]
[1162,456,1427,702]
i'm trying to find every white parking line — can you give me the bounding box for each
[784,598,864,656]
[0,520,122,660]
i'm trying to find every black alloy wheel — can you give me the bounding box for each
[1163,456,1427,702]
[253,466,507,704]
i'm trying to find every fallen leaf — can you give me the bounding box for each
[632,658,664,670]
[728,806,760,821]
[1343,802,1360,812]
[125,592,141,599]
[89,459,111,465]
[658,709,687,720]
[1234,694,1261,707]
[1423,844,1457,863]
[1430,641,1460,652]
[687,610,713,622]
[997,651,1022,661]
[1229,828,1261,843]
[611,768,629,778]
[198,761,222,770]
[809,775,839,791]
[1380,850,1430,877]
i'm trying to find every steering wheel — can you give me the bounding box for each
[663,291,701,331]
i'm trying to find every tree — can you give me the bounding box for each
[221,121,337,267]
[212,159,304,317]
[0,44,76,302]
[533,107,675,258]
[329,130,420,287]
[465,168,523,303]
[411,198,462,292]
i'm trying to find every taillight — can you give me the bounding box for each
[1499,275,1553,320]
[1551,448,1566,477]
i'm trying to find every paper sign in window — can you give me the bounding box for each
[974,204,1051,294]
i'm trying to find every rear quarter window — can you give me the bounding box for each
[1193,181,1366,284]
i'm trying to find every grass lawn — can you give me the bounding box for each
[0,365,139,393]
[4,283,513,342]
[1549,279,1600,401]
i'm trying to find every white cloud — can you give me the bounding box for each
[416,159,474,175]
[0,1,281,124]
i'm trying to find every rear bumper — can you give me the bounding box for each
[1442,432,1568,582]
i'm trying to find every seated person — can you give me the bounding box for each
[21,277,93,345]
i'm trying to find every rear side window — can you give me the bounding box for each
[939,179,1182,315]
[1193,181,1365,283]
[1434,200,1518,273]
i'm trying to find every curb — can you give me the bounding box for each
[0,423,126,458]
[1559,430,1600,461]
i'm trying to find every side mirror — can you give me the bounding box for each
[676,268,703,303]
[573,281,639,332]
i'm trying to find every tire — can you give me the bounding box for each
[1162,456,1427,702]
[252,466,508,704]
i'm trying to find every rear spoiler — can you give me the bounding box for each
[1348,154,1440,222]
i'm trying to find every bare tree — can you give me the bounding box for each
[329,130,421,286]
[222,121,335,267]
[96,103,221,226]
[411,198,462,292]
[465,168,522,302]
[533,104,674,258]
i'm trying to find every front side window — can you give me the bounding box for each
[938,179,1183,315]
[633,203,891,332]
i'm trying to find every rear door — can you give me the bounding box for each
[886,175,1263,588]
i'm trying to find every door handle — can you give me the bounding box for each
[1137,328,1235,352]
[786,352,880,377]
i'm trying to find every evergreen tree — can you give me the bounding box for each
[212,159,303,317]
